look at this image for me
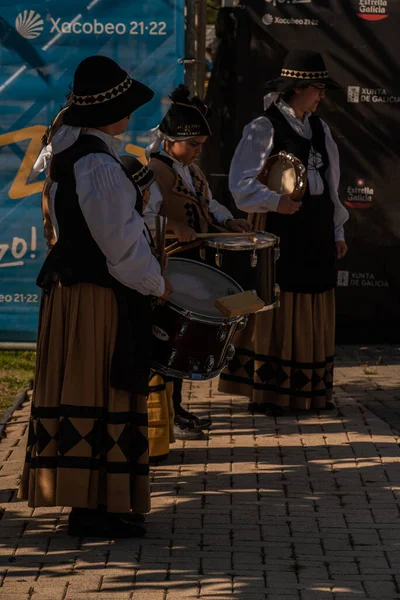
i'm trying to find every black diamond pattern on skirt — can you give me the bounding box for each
[291,369,310,391]
[312,370,323,388]
[256,361,276,384]
[323,368,333,386]
[27,419,36,448]
[117,425,148,462]
[84,419,104,457]
[243,357,255,379]
[58,417,83,455]
[36,419,52,455]
[275,364,289,386]
[104,431,117,455]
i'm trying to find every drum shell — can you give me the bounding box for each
[209,245,278,307]
[152,302,239,379]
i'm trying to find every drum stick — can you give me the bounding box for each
[166,245,184,257]
[165,231,258,241]
[165,241,180,253]
[167,240,201,256]
[159,215,167,274]
[155,215,162,254]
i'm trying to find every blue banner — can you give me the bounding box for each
[0,0,184,342]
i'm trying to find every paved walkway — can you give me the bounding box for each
[0,345,400,600]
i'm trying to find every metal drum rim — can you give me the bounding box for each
[151,361,229,381]
[203,231,278,250]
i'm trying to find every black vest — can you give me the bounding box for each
[264,104,336,294]
[37,135,152,395]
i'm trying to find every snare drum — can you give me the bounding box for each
[202,232,280,311]
[151,258,246,380]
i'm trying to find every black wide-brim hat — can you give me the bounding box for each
[265,49,340,93]
[63,56,154,128]
[120,155,155,192]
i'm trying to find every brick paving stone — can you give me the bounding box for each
[0,596,31,600]
[0,582,32,594]
[0,354,400,598]
[65,595,132,600]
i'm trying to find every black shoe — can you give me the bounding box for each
[175,405,212,429]
[149,454,169,466]
[173,415,205,440]
[248,402,285,417]
[68,510,146,538]
[119,513,146,524]
[317,401,336,411]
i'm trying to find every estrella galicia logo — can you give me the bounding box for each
[357,0,388,21]
[15,10,44,39]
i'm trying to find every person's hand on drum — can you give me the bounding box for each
[277,194,302,215]
[160,277,174,301]
[170,222,197,243]
[225,218,252,233]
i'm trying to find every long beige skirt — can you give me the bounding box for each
[219,290,335,410]
[18,282,150,514]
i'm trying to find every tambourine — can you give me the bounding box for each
[257,150,307,202]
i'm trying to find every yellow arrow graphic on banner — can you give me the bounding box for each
[0,125,47,200]
[124,143,147,163]
[0,129,147,201]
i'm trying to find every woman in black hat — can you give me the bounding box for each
[144,84,251,441]
[220,50,349,414]
[18,56,173,538]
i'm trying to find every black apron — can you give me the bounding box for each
[264,105,336,294]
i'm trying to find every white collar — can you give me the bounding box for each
[28,125,122,183]
[51,125,121,156]
[83,128,122,156]
[160,148,189,170]
[277,100,311,126]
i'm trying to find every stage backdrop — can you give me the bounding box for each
[0,0,184,342]
[204,0,400,342]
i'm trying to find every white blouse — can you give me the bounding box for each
[229,101,349,241]
[49,127,165,297]
[143,150,233,231]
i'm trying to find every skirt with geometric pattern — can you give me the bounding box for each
[219,289,335,410]
[18,282,150,513]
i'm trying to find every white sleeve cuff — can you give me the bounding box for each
[266,193,281,213]
[335,226,345,242]
[152,276,165,298]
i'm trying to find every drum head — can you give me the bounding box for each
[165,258,242,318]
[204,232,277,250]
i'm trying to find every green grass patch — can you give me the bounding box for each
[0,351,35,421]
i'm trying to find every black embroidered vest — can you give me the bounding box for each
[37,135,153,395]
[149,152,223,233]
